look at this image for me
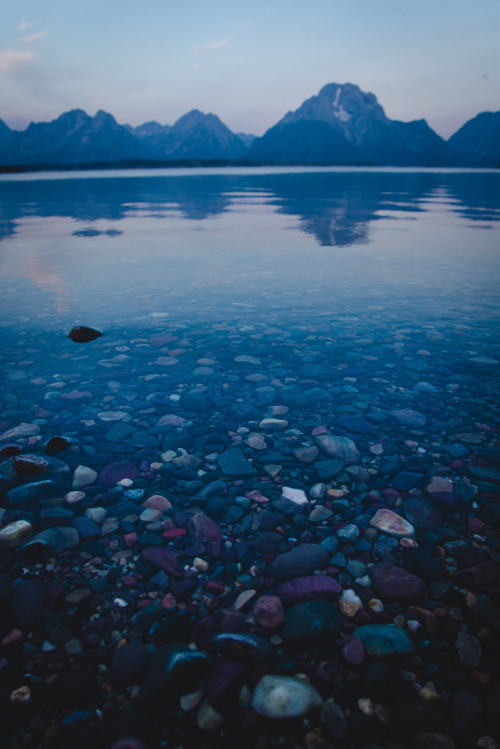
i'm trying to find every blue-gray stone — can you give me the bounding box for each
[218,449,256,477]
[353,624,414,656]
[71,517,100,539]
[7,480,58,506]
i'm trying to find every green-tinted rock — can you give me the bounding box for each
[353,624,414,656]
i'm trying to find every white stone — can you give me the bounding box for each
[65,491,85,504]
[85,507,107,524]
[72,465,98,490]
[196,698,223,730]
[259,418,289,430]
[0,423,40,441]
[251,675,323,718]
[282,486,309,506]
[0,520,32,549]
[98,411,129,422]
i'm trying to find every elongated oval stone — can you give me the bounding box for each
[0,520,33,549]
[370,509,415,538]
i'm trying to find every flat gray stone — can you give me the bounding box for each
[218,449,256,477]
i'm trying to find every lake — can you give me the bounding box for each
[1,168,500,749]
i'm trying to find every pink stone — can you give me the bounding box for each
[246,490,269,503]
[343,638,365,665]
[162,528,186,539]
[124,533,138,547]
[143,494,172,512]
[311,426,330,436]
[253,595,285,628]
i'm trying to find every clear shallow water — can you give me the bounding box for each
[1,168,500,747]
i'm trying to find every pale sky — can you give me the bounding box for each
[1,0,499,138]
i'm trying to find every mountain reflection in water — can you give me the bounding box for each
[0,168,498,246]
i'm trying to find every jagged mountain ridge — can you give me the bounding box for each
[448,112,500,167]
[0,84,498,167]
[247,83,457,166]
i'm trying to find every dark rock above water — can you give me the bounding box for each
[68,325,103,343]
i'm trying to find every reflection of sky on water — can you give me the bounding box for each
[0,168,499,334]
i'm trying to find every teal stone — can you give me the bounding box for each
[353,624,414,656]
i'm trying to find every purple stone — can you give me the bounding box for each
[98,461,140,487]
[277,575,342,606]
[190,512,223,544]
[343,638,365,665]
[370,562,427,604]
[141,547,182,578]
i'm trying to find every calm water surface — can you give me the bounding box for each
[1,167,499,335]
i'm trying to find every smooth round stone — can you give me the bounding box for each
[0,422,40,441]
[353,624,414,656]
[321,699,348,741]
[253,596,285,628]
[247,433,268,450]
[44,436,71,454]
[72,465,98,490]
[68,326,102,343]
[337,415,377,435]
[251,675,323,718]
[455,630,482,667]
[0,444,22,457]
[0,520,33,549]
[370,562,427,603]
[268,543,329,581]
[403,497,443,530]
[283,601,342,641]
[343,638,365,664]
[65,491,85,504]
[98,411,129,421]
[293,446,319,463]
[336,524,359,542]
[98,461,140,487]
[141,645,210,704]
[139,508,161,523]
[21,527,79,557]
[7,480,57,506]
[370,508,415,538]
[12,454,48,476]
[309,507,333,522]
[390,409,427,428]
[84,507,107,524]
[259,418,288,432]
[142,495,172,512]
[392,471,424,491]
[314,434,360,463]
[11,579,47,629]
[110,640,149,685]
[211,632,273,663]
[278,575,342,606]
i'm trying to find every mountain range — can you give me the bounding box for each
[0,83,498,168]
